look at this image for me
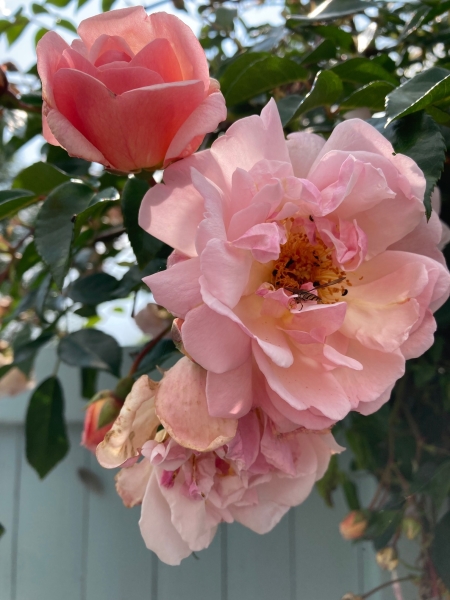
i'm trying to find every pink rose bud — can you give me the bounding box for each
[339,511,368,540]
[81,391,122,453]
[36,8,226,173]
[135,303,172,338]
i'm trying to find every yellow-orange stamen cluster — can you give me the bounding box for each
[272,222,348,304]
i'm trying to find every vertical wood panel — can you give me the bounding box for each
[14,425,85,600]
[84,454,154,600]
[0,426,21,600]
[227,515,291,600]
[157,529,222,600]
[294,488,360,600]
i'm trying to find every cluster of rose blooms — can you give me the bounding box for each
[36,7,450,564]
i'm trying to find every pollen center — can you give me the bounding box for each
[271,222,348,304]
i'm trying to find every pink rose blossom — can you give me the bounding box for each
[97,367,341,565]
[36,7,226,173]
[139,100,450,430]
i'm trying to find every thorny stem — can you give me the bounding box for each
[128,323,172,377]
[361,576,414,599]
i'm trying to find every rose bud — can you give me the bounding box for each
[36,7,226,173]
[81,391,122,453]
[339,511,368,540]
[402,517,421,540]
[135,303,172,339]
[376,547,399,571]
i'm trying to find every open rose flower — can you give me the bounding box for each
[139,100,450,430]
[97,361,342,564]
[36,7,226,172]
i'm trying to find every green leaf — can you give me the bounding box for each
[25,376,69,479]
[220,52,308,106]
[384,112,446,218]
[278,70,343,126]
[6,16,29,46]
[340,81,395,112]
[398,5,431,42]
[12,162,70,196]
[300,39,336,66]
[134,339,178,377]
[331,57,398,86]
[0,189,35,220]
[81,367,98,400]
[385,67,450,124]
[121,178,164,269]
[0,523,4,538]
[58,330,122,377]
[69,273,120,305]
[310,25,355,50]
[55,18,77,33]
[44,145,90,176]
[74,187,120,238]
[35,182,95,288]
[214,7,237,31]
[431,510,450,590]
[101,0,115,10]
[34,28,49,46]
[316,454,340,507]
[277,94,303,127]
[31,3,48,13]
[46,0,72,6]
[287,0,376,22]
[16,241,40,278]
[365,510,402,549]
[14,330,54,376]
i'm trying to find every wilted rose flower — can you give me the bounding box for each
[0,353,34,399]
[139,100,450,430]
[97,360,342,565]
[134,303,172,338]
[82,392,122,453]
[36,7,226,173]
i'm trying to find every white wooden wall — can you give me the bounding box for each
[0,348,415,600]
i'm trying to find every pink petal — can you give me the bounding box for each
[95,66,163,95]
[52,69,205,171]
[182,303,251,373]
[233,222,284,263]
[143,257,202,319]
[164,91,227,165]
[206,358,253,418]
[88,34,133,66]
[200,239,252,309]
[155,357,238,451]
[115,459,152,507]
[139,470,192,565]
[333,340,405,409]
[130,37,182,82]
[37,31,70,107]
[139,182,204,258]
[45,107,108,164]
[96,375,158,468]
[286,131,326,178]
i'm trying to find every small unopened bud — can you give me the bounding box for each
[402,517,421,540]
[135,303,171,338]
[114,376,134,401]
[376,547,398,571]
[339,511,368,540]
[82,392,122,453]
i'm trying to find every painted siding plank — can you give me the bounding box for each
[14,425,85,600]
[84,453,154,600]
[157,529,222,600]
[227,514,291,600]
[294,488,360,600]
[0,426,20,600]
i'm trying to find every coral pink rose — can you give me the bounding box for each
[97,363,341,565]
[36,7,226,172]
[82,393,122,453]
[139,100,450,430]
